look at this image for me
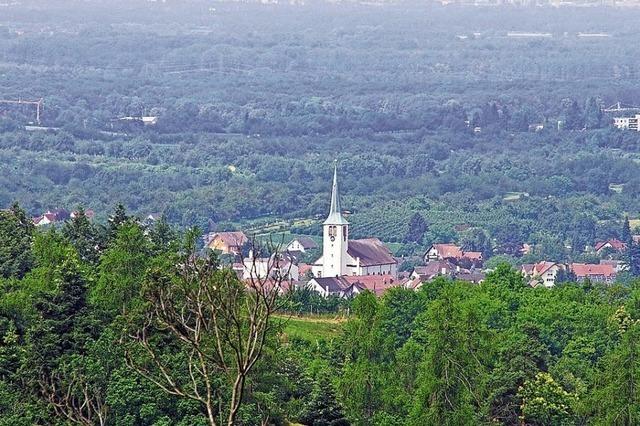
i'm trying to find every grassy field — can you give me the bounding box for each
[277,314,345,342]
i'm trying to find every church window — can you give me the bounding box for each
[343,226,347,241]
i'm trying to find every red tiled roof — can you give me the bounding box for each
[289,236,318,249]
[431,244,464,259]
[428,244,482,262]
[209,231,248,248]
[465,251,483,260]
[570,263,616,278]
[298,263,312,276]
[536,261,559,275]
[414,260,457,279]
[311,274,400,297]
[521,264,535,275]
[594,239,626,252]
[343,274,400,296]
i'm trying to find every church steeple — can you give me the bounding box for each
[320,161,349,278]
[324,161,348,225]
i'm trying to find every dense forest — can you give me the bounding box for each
[3,1,640,261]
[0,203,639,425]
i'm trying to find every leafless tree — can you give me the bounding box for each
[37,369,108,426]
[123,230,289,426]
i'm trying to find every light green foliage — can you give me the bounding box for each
[92,222,151,315]
[518,372,578,426]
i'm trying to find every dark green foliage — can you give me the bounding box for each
[62,207,105,264]
[300,375,350,426]
[0,220,637,424]
[107,203,132,242]
[92,221,151,316]
[148,215,176,254]
[0,203,34,279]
[404,213,428,244]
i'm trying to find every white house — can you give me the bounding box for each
[286,236,318,254]
[521,261,564,288]
[310,164,398,279]
[242,252,299,281]
[424,243,483,266]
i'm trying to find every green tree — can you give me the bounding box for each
[123,229,284,426]
[518,372,577,426]
[405,213,428,244]
[300,375,350,426]
[583,97,603,130]
[92,222,151,316]
[487,325,551,424]
[62,207,105,264]
[0,203,35,279]
[338,292,383,424]
[592,321,640,425]
[107,203,131,242]
[409,283,495,425]
[23,247,108,424]
[149,214,176,254]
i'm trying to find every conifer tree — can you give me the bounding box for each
[149,214,176,253]
[300,375,350,426]
[405,212,428,244]
[0,202,35,278]
[63,207,104,264]
[107,203,130,241]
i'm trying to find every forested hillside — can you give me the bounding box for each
[2,1,640,259]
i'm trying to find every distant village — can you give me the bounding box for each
[198,165,636,299]
[29,163,637,299]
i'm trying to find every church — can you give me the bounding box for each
[311,164,398,279]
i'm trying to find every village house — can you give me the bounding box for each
[599,259,628,273]
[424,243,483,267]
[570,263,617,284]
[310,164,398,279]
[411,260,459,281]
[242,252,299,281]
[204,231,248,256]
[33,208,72,226]
[521,261,564,288]
[33,211,57,226]
[286,236,318,254]
[407,260,485,291]
[594,238,626,255]
[307,274,402,298]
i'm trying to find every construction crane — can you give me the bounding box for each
[603,102,640,113]
[0,98,44,125]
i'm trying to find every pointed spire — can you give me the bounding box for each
[329,160,340,216]
[324,160,348,225]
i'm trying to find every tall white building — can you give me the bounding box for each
[311,163,398,279]
[613,115,640,131]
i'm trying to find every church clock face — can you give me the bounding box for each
[330,235,336,242]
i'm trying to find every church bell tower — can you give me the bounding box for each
[322,162,349,277]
